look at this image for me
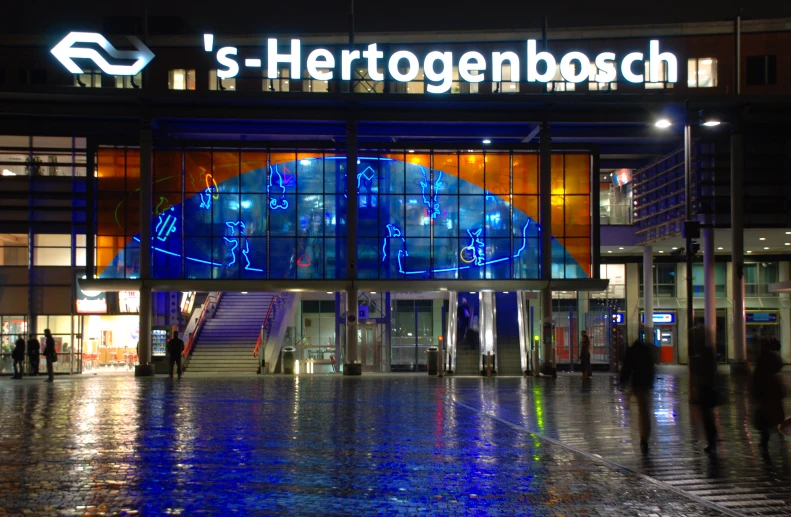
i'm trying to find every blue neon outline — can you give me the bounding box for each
[133,236,224,267]
[155,208,177,243]
[343,165,377,199]
[223,220,264,272]
[418,167,442,219]
[199,185,216,210]
[268,165,289,210]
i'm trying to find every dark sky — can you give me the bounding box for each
[9,0,791,35]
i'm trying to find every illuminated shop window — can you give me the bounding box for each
[265,68,290,92]
[0,234,28,266]
[687,58,717,88]
[492,63,518,93]
[644,61,673,89]
[168,69,196,90]
[588,62,617,91]
[114,73,142,89]
[33,234,73,266]
[547,65,575,92]
[74,69,101,88]
[407,68,424,94]
[209,70,236,91]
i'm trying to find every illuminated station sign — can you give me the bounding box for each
[52,32,678,93]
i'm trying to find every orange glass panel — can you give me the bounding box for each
[564,237,591,278]
[512,195,539,222]
[485,153,510,196]
[381,152,405,163]
[433,153,458,173]
[126,196,140,236]
[185,151,212,195]
[153,150,181,192]
[550,154,564,193]
[513,153,538,194]
[565,195,591,237]
[551,195,564,237]
[241,151,268,175]
[564,154,591,194]
[126,151,140,191]
[96,236,126,274]
[212,151,240,187]
[270,152,297,166]
[406,153,430,169]
[460,152,484,191]
[97,196,126,237]
[96,148,126,186]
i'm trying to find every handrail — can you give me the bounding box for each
[253,293,285,358]
[182,292,223,358]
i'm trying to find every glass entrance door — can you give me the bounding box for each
[359,323,382,372]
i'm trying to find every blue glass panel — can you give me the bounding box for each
[184,238,214,279]
[379,155,404,195]
[458,195,484,237]
[297,157,323,193]
[404,194,430,238]
[433,237,459,279]
[323,195,346,237]
[269,237,296,279]
[357,238,380,279]
[324,238,345,279]
[241,237,267,279]
[435,195,458,236]
[296,236,322,279]
[269,194,297,237]
[485,239,511,279]
[485,195,510,238]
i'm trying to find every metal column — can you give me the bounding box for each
[643,246,654,350]
[344,121,361,375]
[135,125,154,376]
[730,125,748,374]
[539,122,555,376]
[702,228,716,351]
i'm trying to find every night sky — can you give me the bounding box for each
[7,0,791,36]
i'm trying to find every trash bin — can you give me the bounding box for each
[426,346,439,376]
[282,346,297,374]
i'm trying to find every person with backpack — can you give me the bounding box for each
[27,334,40,376]
[620,339,655,453]
[752,339,785,449]
[12,335,26,379]
[167,331,185,379]
[42,329,56,383]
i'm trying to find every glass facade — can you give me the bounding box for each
[96,148,592,281]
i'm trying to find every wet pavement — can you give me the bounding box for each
[0,369,788,516]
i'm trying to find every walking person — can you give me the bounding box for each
[12,335,26,379]
[457,298,470,347]
[580,330,592,379]
[42,329,56,383]
[27,334,40,376]
[167,331,184,379]
[698,344,719,453]
[620,339,655,453]
[752,339,785,449]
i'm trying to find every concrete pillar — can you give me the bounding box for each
[730,127,749,374]
[135,126,154,376]
[539,121,555,376]
[626,263,640,346]
[677,263,689,364]
[779,262,790,364]
[643,247,654,348]
[702,228,716,349]
[344,121,361,375]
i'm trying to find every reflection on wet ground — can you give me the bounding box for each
[0,370,788,516]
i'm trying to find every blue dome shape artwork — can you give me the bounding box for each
[99,157,588,281]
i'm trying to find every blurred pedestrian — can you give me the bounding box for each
[457,298,470,346]
[42,329,56,383]
[698,344,719,454]
[12,335,25,379]
[580,330,592,379]
[620,338,655,453]
[27,334,40,376]
[167,331,184,379]
[752,339,785,449]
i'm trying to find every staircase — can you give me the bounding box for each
[186,292,275,374]
[455,331,481,375]
[497,339,523,376]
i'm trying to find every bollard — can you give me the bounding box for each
[486,351,492,377]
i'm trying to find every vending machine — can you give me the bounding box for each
[151,327,171,374]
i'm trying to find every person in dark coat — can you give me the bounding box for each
[42,329,56,382]
[457,298,470,346]
[697,344,719,453]
[167,331,184,379]
[752,340,785,449]
[12,335,26,379]
[27,334,40,376]
[620,339,655,453]
[580,330,592,379]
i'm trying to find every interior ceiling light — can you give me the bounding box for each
[717,247,723,250]
[747,250,752,253]
[655,119,672,128]
[482,139,491,144]
[658,250,664,253]
[764,247,770,250]
[607,250,612,253]
[618,247,624,250]
[671,247,678,250]
[785,243,790,246]
[759,237,766,241]
[1,169,15,176]
[703,120,721,127]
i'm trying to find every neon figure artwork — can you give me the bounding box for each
[343,165,377,199]
[268,165,289,210]
[460,228,485,266]
[223,221,263,271]
[155,207,178,243]
[419,167,442,219]
[382,223,409,274]
[200,173,219,210]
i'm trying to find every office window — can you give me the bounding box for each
[687,58,717,88]
[639,263,676,297]
[589,62,617,91]
[33,234,72,266]
[744,262,779,296]
[352,68,384,93]
[547,65,574,92]
[746,55,777,85]
[0,234,28,266]
[644,61,673,89]
[265,68,290,92]
[114,73,142,89]
[492,63,519,93]
[74,69,101,88]
[691,263,726,297]
[208,70,236,91]
[168,69,196,90]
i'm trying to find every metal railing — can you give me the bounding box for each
[253,293,288,359]
[182,292,223,358]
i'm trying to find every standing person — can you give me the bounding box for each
[620,339,655,453]
[167,331,184,379]
[42,329,56,382]
[752,339,785,449]
[27,334,40,376]
[12,335,26,379]
[698,344,719,453]
[457,298,470,347]
[580,330,592,379]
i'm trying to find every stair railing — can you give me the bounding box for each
[253,293,287,359]
[182,292,223,358]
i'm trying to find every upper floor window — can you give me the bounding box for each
[744,262,779,296]
[691,263,726,297]
[74,69,101,88]
[209,70,235,91]
[492,63,519,93]
[639,263,676,298]
[115,73,141,89]
[687,58,717,88]
[168,69,195,90]
[644,61,673,89]
[352,68,384,93]
[265,68,289,92]
[746,55,777,85]
[589,61,617,91]
[547,65,575,92]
